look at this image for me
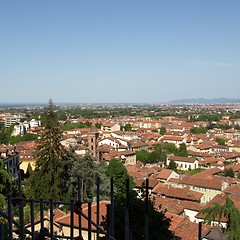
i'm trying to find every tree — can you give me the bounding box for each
[176,143,188,157]
[25,100,69,200]
[121,124,132,132]
[167,160,177,170]
[160,126,166,135]
[106,159,134,198]
[136,150,150,164]
[67,153,97,201]
[216,137,226,146]
[224,168,235,178]
[162,142,177,154]
[110,193,173,240]
[199,198,240,240]
[190,126,208,134]
[0,159,12,210]
[102,170,173,240]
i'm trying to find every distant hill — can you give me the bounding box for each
[168,98,240,105]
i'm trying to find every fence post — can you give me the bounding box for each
[124,178,130,240]
[96,176,100,240]
[0,222,4,240]
[7,193,13,240]
[88,201,92,240]
[198,222,202,240]
[19,198,25,240]
[40,199,44,230]
[110,177,114,239]
[49,199,54,240]
[144,178,149,240]
[70,200,74,239]
[30,199,35,240]
[77,177,82,236]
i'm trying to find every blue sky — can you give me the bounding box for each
[0,1,240,103]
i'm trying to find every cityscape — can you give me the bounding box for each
[1,1,240,240]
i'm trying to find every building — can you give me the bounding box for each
[167,155,199,171]
[5,115,25,128]
[0,147,20,183]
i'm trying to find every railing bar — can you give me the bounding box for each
[77,177,82,236]
[30,199,35,240]
[96,176,100,240]
[0,223,4,240]
[19,200,25,240]
[70,200,74,240]
[50,199,54,240]
[40,199,44,230]
[110,177,115,239]
[88,202,92,240]
[7,193,13,240]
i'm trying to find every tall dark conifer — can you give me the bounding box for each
[26,100,68,200]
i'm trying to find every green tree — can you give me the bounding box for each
[25,100,69,200]
[95,122,102,129]
[216,137,226,146]
[121,124,132,131]
[0,160,12,210]
[224,168,235,178]
[162,142,177,154]
[0,132,8,144]
[106,159,134,198]
[136,150,150,164]
[199,198,240,240]
[190,126,208,134]
[67,153,96,201]
[160,126,166,135]
[176,143,188,157]
[110,193,173,240]
[167,160,177,170]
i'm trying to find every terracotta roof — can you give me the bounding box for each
[156,169,174,180]
[162,136,184,141]
[56,201,110,231]
[168,155,197,163]
[154,196,202,214]
[152,184,203,202]
[178,175,234,191]
[174,219,212,240]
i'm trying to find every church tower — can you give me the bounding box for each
[88,122,100,162]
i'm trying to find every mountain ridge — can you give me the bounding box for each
[168,98,240,105]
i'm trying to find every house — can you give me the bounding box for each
[166,212,212,240]
[98,137,120,150]
[161,135,186,148]
[0,147,20,183]
[195,193,240,228]
[219,152,240,164]
[167,175,238,204]
[55,201,109,239]
[154,196,202,223]
[101,123,120,132]
[119,151,136,165]
[156,169,179,183]
[24,202,109,240]
[198,156,225,169]
[166,156,199,171]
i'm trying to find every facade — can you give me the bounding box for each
[88,128,100,162]
[5,115,24,128]
[101,123,120,132]
[0,148,20,183]
[167,155,199,171]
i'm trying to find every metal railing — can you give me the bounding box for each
[0,176,116,240]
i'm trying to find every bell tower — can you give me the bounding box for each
[88,122,99,162]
